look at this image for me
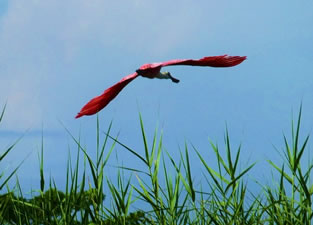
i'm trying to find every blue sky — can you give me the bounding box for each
[0,0,313,194]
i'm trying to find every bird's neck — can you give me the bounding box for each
[155,71,170,80]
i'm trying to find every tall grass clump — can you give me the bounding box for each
[263,105,313,224]
[0,104,312,224]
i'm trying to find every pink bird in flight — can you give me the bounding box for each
[75,55,246,118]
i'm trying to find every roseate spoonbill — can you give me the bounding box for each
[75,55,246,118]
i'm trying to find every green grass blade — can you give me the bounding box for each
[139,113,150,164]
[0,103,6,124]
[268,160,293,184]
[104,132,148,166]
[0,158,25,190]
[184,143,195,202]
[225,162,255,193]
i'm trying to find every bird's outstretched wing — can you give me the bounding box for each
[75,72,139,118]
[140,55,246,70]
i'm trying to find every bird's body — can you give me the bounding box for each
[75,55,246,118]
[136,65,161,78]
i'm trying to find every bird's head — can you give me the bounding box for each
[165,71,180,83]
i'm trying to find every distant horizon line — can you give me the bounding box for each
[0,129,64,138]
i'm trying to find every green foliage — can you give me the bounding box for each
[0,104,312,224]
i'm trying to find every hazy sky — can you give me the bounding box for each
[0,0,313,193]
